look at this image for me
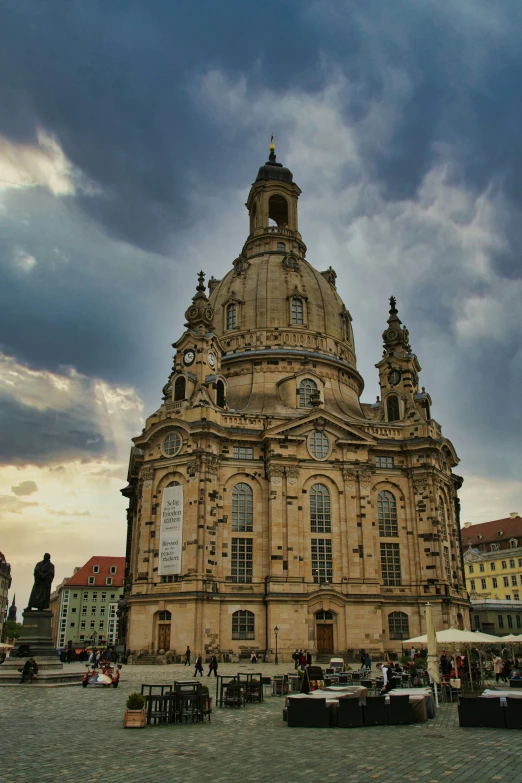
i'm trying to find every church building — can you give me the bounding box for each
[119,143,469,659]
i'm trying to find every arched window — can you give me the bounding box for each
[167,481,181,487]
[315,610,334,620]
[226,303,237,330]
[388,611,409,639]
[174,376,186,401]
[309,432,329,459]
[299,378,317,408]
[378,490,398,537]
[162,431,182,456]
[232,609,255,639]
[387,395,400,422]
[232,483,253,531]
[268,194,288,227]
[158,610,171,621]
[438,497,446,535]
[310,484,331,533]
[291,297,304,325]
[277,242,286,251]
[216,380,225,408]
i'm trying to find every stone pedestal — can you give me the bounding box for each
[0,609,81,686]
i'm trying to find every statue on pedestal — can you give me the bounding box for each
[27,553,54,611]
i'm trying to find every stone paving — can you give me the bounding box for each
[1,662,522,783]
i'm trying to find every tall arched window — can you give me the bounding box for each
[387,395,400,422]
[310,483,331,533]
[438,497,448,539]
[268,194,288,226]
[291,297,304,325]
[277,242,286,251]
[388,611,409,639]
[216,380,225,407]
[378,490,398,537]
[299,378,317,408]
[174,376,186,401]
[226,303,237,330]
[232,609,255,639]
[232,483,253,531]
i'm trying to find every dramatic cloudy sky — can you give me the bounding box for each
[1,0,521,606]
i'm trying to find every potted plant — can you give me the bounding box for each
[123,691,147,728]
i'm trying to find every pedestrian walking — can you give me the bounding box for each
[364,653,371,671]
[292,648,299,670]
[494,655,506,683]
[184,646,191,666]
[379,661,396,694]
[306,650,312,667]
[194,653,204,677]
[208,654,218,677]
[299,651,307,671]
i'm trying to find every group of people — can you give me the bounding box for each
[292,649,312,670]
[359,650,372,670]
[184,646,260,676]
[493,654,521,683]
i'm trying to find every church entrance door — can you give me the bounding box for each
[316,624,334,654]
[158,624,171,652]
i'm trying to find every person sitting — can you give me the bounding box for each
[394,662,403,673]
[20,658,38,684]
[510,668,521,680]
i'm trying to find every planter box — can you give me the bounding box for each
[123,709,146,728]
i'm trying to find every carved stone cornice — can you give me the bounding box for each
[341,466,372,489]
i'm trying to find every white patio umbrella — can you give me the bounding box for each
[425,603,440,707]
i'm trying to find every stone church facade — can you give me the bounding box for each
[120,144,469,659]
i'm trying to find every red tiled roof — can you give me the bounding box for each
[65,556,125,587]
[461,516,522,548]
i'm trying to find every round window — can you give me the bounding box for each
[162,432,182,457]
[308,431,329,460]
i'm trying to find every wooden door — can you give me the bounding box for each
[316,624,334,653]
[158,624,171,652]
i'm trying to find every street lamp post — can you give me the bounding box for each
[399,632,404,658]
[274,626,279,665]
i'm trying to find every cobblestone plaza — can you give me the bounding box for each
[2,663,522,783]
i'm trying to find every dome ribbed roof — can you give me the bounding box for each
[256,151,293,183]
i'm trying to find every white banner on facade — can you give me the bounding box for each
[158,484,183,575]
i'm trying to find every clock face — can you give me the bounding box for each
[388,369,401,386]
[387,329,397,340]
[183,350,195,366]
[207,352,216,368]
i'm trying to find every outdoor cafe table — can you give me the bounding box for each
[481,689,522,706]
[388,689,434,722]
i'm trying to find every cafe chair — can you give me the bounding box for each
[509,679,522,689]
[387,694,414,725]
[505,697,522,729]
[338,696,364,728]
[364,696,387,726]
[458,696,505,729]
[287,697,331,728]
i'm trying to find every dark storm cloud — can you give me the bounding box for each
[0,397,106,466]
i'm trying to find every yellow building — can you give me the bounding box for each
[120,145,469,661]
[463,514,522,603]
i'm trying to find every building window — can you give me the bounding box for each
[498,615,504,629]
[515,594,520,601]
[91,606,97,615]
[481,578,487,590]
[502,561,507,569]
[93,565,99,574]
[80,621,86,630]
[299,379,317,408]
[226,303,237,330]
[310,484,331,533]
[479,563,485,573]
[512,575,518,586]
[311,538,333,584]
[232,483,253,532]
[510,559,516,568]
[491,543,500,552]
[470,579,476,590]
[492,578,498,588]
[232,610,255,640]
[63,590,69,601]
[233,447,253,459]
[468,564,474,574]
[439,498,448,539]
[380,543,401,586]
[162,431,182,457]
[92,593,97,601]
[490,563,496,571]
[110,566,117,575]
[83,592,88,600]
[388,611,409,640]
[308,431,329,459]
[101,592,106,601]
[216,380,226,408]
[231,538,253,583]
[277,242,286,251]
[315,610,334,620]
[504,577,510,587]
[88,577,95,585]
[387,395,400,422]
[517,615,522,628]
[375,456,394,469]
[378,491,398,537]
[106,577,112,586]
[506,595,511,600]
[474,615,481,630]
[161,575,176,583]
[159,610,171,621]
[99,621,104,631]
[291,297,304,325]
[174,376,186,402]
[90,620,95,630]
[444,547,452,583]
[519,559,522,568]
[510,539,518,549]
[100,606,105,616]
[507,615,513,629]
[81,606,87,616]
